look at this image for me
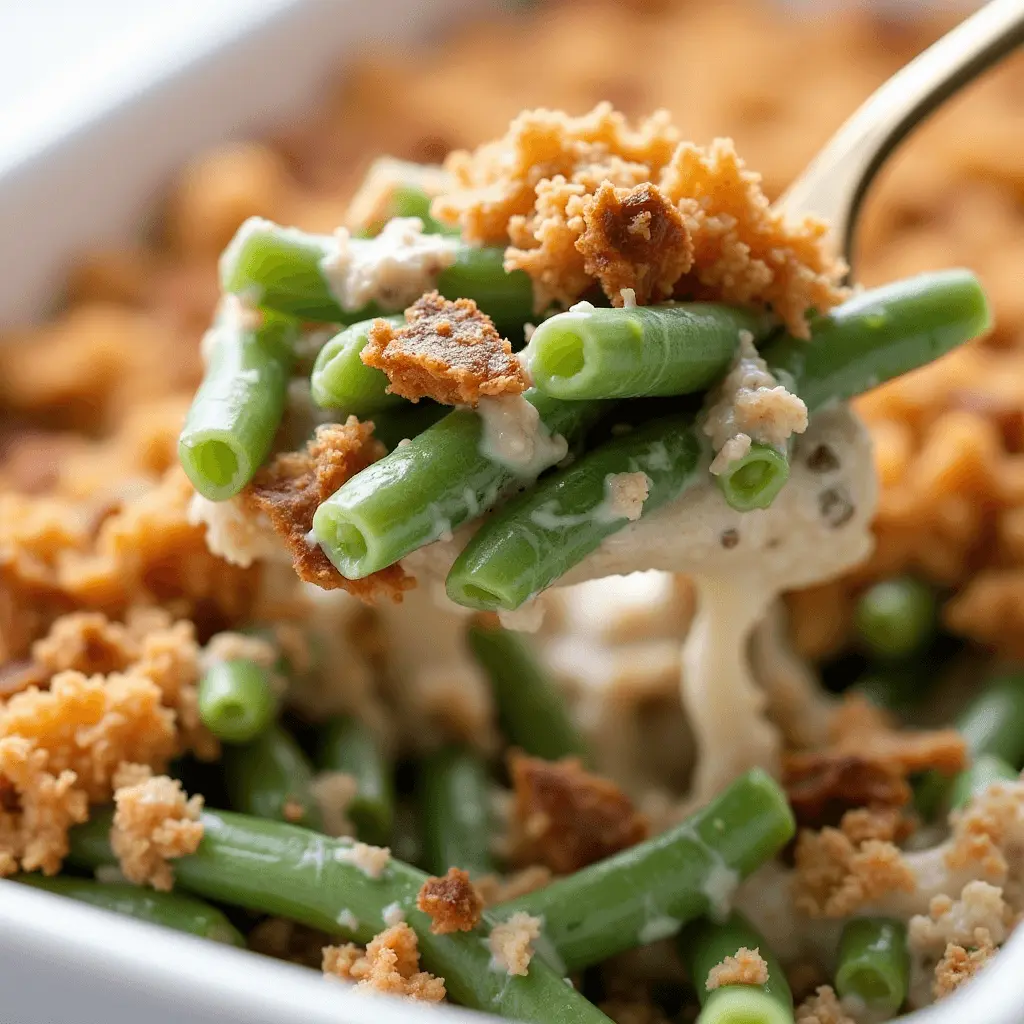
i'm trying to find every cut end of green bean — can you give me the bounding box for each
[198,659,278,744]
[530,323,587,383]
[447,577,509,612]
[179,434,246,501]
[835,918,909,1015]
[313,506,373,577]
[700,986,793,1024]
[855,576,936,661]
[716,443,790,512]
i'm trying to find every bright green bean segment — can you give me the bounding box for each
[525,303,772,400]
[198,659,277,744]
[310,316,405,415]
[178,308,298,501]
[854,577,937,661]
[835,918,909,1015]
[447,412,701,612]
[14,875,245,946]
[69,811,610,1023]
[679,912,793,1024]
[761,269,991,414]
[222,724,322,830]
[220,217,534,333]
[419,746,495,878]
[716,441,790,513]
[313,390,603,578]
[950,754,1018,810]
[498,769,795,971]
[316,715,394,846]
[468,621,589,762]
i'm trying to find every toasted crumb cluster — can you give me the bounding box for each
[795,986,855,1024]
[242,420,413,603]
[487,911,542,977]
[363,292,527,406]
[434,105,846,336]
[416,867,485,934]
[110,764,203,890]
[323,922,446,1002]
[335,840,392,879]
[783,696,967,829]
[706,947,769,990]
[933,933,997,1000]
[604,472,649,522]
[508,753,648,874]
[792,807,915,917]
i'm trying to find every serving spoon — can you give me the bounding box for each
[776,0,1024,274]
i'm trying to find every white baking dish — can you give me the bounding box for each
[0,0,1021,1021]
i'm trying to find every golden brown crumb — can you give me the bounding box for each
[706,947,769,990]
[508,752,649,874]
[795,986,855,1024]
[476,865,553,907]
[575,182,693,305]
[110,765,203,890]
[0,737,88,875]
[30,612,138,677]
[943,780,1024,885]
[322,923,446,1002]
[416,867,485,934]
[437,105,845,334]
[488,911,542,976]
[242,420,413,603]
[792,809,916,917]
[933,929,997,1000]
[362,292,527,405]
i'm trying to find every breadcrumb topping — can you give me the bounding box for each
[575,182,693,306]
[933,931,997,1000]
[31,612,138,677]
[110,764,203,890]
[434,105,845,335]
[508,753,648,874]
[792,809,915,918]
[488,911,542,977]
[706,947,769,989]
[242,420,413,603]
[795,986,855,1024]
[323,922,446,1002]
[604,472,649,522]
[362,292,527,405]
[416,867,485,934]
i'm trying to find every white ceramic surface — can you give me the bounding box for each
[0,1,1021,1022]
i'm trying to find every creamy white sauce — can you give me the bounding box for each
[187,493,282,569]
[336,909,360,931]
[637,915,681,945]
[476,395,568,477]
[319,217,458,313]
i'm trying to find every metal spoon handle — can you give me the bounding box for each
[777,0,1024,264]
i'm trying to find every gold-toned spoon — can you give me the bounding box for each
[776,0,1024,273]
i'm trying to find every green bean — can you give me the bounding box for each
[497,769,795,971]
[222,724,323,830]
[354,181,457,238]
[715,441,790,513]
[69,811,611,1023]
[835,918,909,1015]
[197,659,277,744]
[950,754,1018,811]
[679,912,793,1024]
[419,746,495,878]
[310,316,406,415]
[467,621,589,762]
[760,269,991,414]
[13,875,245,946]
[178,307,298,500]
[368,401,449,451]
[313,390,604,578]
[447,412,701,612]
[219,217,534,332]
[525,303,773,400]
[916,671,1024,818]
[854,577,937,661]
[316,715,394,846]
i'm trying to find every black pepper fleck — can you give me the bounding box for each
[720,528,740,549]
[819,488,855,528]
[806,444,840,474]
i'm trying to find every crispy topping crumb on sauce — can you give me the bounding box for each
[706,947,769,990]
[488,912,543,977]
[362,292,527,406]
[416,867,485,934]
[335,840,392,879]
